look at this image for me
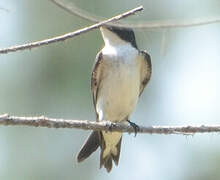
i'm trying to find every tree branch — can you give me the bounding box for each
[50,0,220,29]
[0,6,143,54]
[1,114,220,135]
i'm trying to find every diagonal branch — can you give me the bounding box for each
[50,0,220,29]
[0,6,143,54]
[1,114,220,135]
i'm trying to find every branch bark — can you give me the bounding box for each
[0,6,143,54]
[1,114,220,135]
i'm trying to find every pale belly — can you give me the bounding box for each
[96,62,140,122]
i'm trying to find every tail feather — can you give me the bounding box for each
[100,136,122,172]
[100,154,113,172]
[77,131,122,173]
[77,131,100,162]
[112,137,122,165]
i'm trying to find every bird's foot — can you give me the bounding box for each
[108,122,117,132]
[127,120,140,137]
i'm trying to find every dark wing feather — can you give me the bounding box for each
[77,51,107,167]
[139,50,152,96]
[91,51,103,120]
[77,131,100,162]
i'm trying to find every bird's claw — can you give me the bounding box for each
[127,120,140,137]
[108,122,117,131]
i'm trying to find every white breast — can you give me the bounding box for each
[96,44,140,122]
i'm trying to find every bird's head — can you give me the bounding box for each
[100,25,137,48]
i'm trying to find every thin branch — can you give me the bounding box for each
[1,114,220,135]
[0,6,143,54]
[50,0,220,29]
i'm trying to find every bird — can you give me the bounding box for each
[77,25,152,172]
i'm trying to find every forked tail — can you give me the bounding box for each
[77,131,122,172]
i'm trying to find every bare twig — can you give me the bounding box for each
[0,6,143,54]
[1,114,220,135]
[50,0,220,29]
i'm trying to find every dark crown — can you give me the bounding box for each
[104,25,137,48]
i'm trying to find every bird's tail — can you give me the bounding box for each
[100,132,122,172]
[77,131,122,172]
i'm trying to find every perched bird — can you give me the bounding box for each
[77,25,152,172]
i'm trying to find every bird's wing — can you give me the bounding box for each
[91,50,104,120]
[139,50,152,97]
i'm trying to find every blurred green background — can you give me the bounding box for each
[0,0,219,179]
